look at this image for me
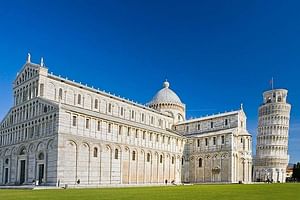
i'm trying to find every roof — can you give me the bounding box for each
[148,81,183,105]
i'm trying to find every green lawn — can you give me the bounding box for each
[0,184,299,200]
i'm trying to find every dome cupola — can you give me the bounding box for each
[148,80,185,123]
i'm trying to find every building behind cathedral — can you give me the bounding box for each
[0,56,253,186]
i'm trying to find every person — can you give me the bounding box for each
[165,179,168,185]
[171,180,175,185]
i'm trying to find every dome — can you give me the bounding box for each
[149,80,182,105]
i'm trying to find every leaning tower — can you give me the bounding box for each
[254,89,291,183]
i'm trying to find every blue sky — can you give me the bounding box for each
[0,0,299,163]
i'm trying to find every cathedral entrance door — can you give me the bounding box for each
[38,164,44,184]
[4,168,9,184]
[20,160,26,184]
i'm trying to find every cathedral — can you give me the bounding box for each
[0,55,252,187]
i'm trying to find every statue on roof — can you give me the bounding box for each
[27,53,31,63]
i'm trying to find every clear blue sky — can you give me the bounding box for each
[0,0,299,163]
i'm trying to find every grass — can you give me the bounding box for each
[0,184,299,200]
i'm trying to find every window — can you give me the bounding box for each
[132,151,136,161]
[221,135,225,144]
[38,152,44,160]
[59,88,63,100]
[210,121,214,128]
[127,127,131,136]
[93,147,98,157]
[178,114,181,121]
[114,149,119,159]
[241,138,243,143]
[186,126,189,132]
[171,156,175,164]
[78,94,81,105]
[142,131,146,140]
[118,125,122,135]
[197,124,200,130]
[94,99,98,109]
[135,129,138,138]
[131,110,135,119]
[197,139,200,147]
[120,107,124,116]
[160,155,163,163]
[278,96,282,102]
[241,121,244,128]
[181,157,184,165]
[108,103,112,113]
[205,138,208,146]
[72,116,77,126]
[40,84,44,97]
[150,133,152,141]
[141,113,145,122]
[225,119,228,126]
[108,123,112,133]
[213,137,216,145]
[97,121,101,131]
[199,158,202,168]
[147,153,151,162]
[43,106,47,113]
[86,119,90,129]
[159,119,162,127]
[151,116,154,125]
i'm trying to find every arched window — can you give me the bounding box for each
[19,148,26,155]
[38,152,44,160]
[108,103,112,113]
[199,158,202,167]
[160,155,163,163]
[43,105,47,113]
[94,99,98,109]
[59,88,63,100]
[151,116,154,125]
[132,151,136,161]
[120,107,124,116]
[115,149,119,159]
[78,94,81,105]
[93,147,98,157]
[147,153,151,162]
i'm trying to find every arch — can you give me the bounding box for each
[47,139,54,150]
[36,142,46,152]
[18,146,27,155]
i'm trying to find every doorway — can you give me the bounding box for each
[19,160,26,184]
[4,168,8,184]
[38,164,44,184]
